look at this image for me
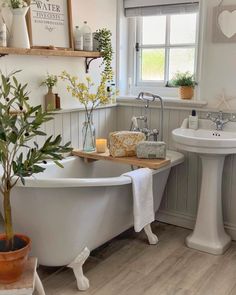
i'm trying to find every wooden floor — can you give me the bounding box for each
[35,223,236,295]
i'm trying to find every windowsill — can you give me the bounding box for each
[117,95,208,109]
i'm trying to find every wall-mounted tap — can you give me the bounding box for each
[207,111,236,131]
[130,92,164,141]
[131,116,148,131]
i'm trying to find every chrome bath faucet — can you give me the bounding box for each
[130,92,164,141]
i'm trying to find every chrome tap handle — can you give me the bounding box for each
[137,92,156,102]
[137,92,156,109]
[207,112,217,122]
[218,111,223,120]
[206,112,213,119]
[229,114,236,121]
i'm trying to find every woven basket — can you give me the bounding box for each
[179,86,194,100]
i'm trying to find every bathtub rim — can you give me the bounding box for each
[10,150,184,188]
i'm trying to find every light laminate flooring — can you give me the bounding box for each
[35,223,236,295]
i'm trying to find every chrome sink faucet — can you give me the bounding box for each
[130,92,164,141]
[207,111,236,131]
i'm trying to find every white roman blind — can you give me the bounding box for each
[124,0,199,17]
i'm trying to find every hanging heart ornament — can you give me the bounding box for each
[218,10,236,38]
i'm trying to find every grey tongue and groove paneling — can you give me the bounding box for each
[117,106,236,240]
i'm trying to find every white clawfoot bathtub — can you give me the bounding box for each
[2,150,183,290]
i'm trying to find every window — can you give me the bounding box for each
[135,12,198,87]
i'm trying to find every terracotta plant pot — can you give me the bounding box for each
[0,234,31,284]
[179,86,194,100]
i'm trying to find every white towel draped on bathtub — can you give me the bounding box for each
[123,168,155,232]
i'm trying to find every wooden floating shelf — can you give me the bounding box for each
[73,150,171,170]
[0,47,102,58]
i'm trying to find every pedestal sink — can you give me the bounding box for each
[172,118,236,255]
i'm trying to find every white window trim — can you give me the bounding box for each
[127,8,202,98]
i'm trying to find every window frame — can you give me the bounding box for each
[135,12,200,88]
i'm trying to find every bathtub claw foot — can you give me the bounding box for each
[144,224,159,245]
[68,247,90,291]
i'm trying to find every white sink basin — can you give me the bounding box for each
[172,118,236,154]
[172,118,233,255]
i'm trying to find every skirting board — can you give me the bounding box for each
[156,210,236,241]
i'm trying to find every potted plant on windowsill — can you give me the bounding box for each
[0,71,72,284]
[171,72,196,100]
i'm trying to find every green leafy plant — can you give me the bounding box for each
[0,71,72,251]
[40,73,58,90]
[60,71,109,116]
[94,28,113,80]
[2,0,28,9]
[60,72,110,150]
[170,72,196,87]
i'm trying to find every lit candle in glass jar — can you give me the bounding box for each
[96,139,107,153]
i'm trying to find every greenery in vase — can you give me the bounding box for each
[0,71,72,251]
[170,72,196,87]
[41,73,58,91]
[60,71,110,118]
[60,71,110,149]
[94,28,113,80]
[2,0,29,8]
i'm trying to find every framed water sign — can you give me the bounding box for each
[27,0,73,49]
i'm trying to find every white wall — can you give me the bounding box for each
[0,0,117,109]
[200,0,236,108]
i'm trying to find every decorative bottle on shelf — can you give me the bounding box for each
[82,114,96,152]
[55,93,61,110]
[74,25,83,51]
[45,87,56,111]
[81,21,93,51]
[0,22,7,47]
[93,32,99,51]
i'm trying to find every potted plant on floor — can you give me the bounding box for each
[0,71,72,284]
[171,72,196,100]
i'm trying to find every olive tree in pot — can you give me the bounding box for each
[171,72,196,100]
[0,71,72,284]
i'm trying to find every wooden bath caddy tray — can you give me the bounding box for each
[72,150,170,170]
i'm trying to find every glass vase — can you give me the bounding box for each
[82,115,95,152]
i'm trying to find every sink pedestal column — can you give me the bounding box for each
[186,154,231,255]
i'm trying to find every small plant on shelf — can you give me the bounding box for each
[60,71,110,152]
[41,73,58,111]
[0,71,72,283]
[94,28,113,80]
[170,71,196,100]
[41,73,58,90]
